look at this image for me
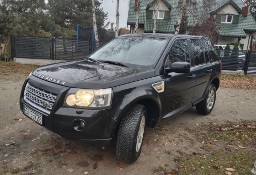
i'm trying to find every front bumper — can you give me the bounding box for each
[20,77,117,145]
[21,100,114,141]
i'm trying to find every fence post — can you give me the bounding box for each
[72,41,74,60]
[50,38,52,60]
[50,37,55,60]
[91,31,95,53]
[54,38,57,60]
[244,52,250,75]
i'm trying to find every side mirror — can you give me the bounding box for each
[165,62,190,74]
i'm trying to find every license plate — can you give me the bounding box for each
[24,105,43,125]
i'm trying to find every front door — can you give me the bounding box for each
[190,38,212,104]
[163,39,196,118]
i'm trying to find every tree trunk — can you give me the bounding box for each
[153,0,160,34]
[175,0,186,34]
[92,0,99,48]
[134,0,141,33]
[135,10,139,33]
[115,0,120,37]
[153,17,157,34]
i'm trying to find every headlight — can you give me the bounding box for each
[65,88,113,108]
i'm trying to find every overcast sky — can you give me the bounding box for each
[101,0,129,28]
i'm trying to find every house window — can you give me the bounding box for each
[153,10,165,19]
[221,14,233,23]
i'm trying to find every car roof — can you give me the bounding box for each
[120,33,204,40]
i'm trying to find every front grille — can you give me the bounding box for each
[24,83,57,114]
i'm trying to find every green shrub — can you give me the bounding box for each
[232,41,239,56]
[224,42,231,56]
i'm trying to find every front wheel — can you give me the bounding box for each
[196,84,216,115]
[116,104,146,163]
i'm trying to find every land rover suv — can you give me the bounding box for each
[20,34,221,162]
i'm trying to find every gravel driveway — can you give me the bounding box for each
[0,73,255,175]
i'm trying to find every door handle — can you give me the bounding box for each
[207,69,212,73]
[188,74,196,78]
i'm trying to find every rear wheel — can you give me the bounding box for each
[196,84,216,115]
[116,104,146,163]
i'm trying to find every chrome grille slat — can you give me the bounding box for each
[26,85,56,102]
[24,83,57,113]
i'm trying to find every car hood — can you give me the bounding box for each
[32,60,155,89]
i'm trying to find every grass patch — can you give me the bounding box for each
[177,122,256,175]
[0,61,38,75]
[221,74,256,89]
[179,150,256,175]
[200,123,256,146]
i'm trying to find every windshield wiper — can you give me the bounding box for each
[100,60,128,67]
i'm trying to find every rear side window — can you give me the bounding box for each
[203,39,211,63]
[206,40,220,62]
[191,39,205,66]
[168,39,190,63]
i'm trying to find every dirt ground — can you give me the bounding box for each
[0,71,256,175]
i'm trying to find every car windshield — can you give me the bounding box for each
[90,37,168,66]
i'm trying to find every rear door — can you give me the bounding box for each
[190,38,212,104]
[163,39,196,117]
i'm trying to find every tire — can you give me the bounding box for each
[196,84,216,115]
[116,104,146,163]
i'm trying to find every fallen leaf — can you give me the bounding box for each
[164,173,176,175]
[225,171,232,175]
[225,168,235,172]
[67,168,74,173]
[238,145,246,149]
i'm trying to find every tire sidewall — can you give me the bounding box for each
[131,111,146,161]
[116,104,146,163]
[206,84,216,114]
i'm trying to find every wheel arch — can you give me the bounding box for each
[115,96,161,131]
[210,77,220,90]
[136,98,161,128]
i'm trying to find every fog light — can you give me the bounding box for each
[73,120,86,132]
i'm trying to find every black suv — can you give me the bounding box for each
[20,34,221,162]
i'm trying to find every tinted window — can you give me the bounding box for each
[191,39,205,66]
[90,37,168,66]
[203,39,210,63]
[206,40,220,62]
[209,49,219,62]
[168,39,189,63]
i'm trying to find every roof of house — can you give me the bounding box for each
[218,14,256,37]
[214,0,256,37]
[146,0,172,10]
[218,23,246,37]
[144,19,174,33]
[127,0,179,33]
[210,0,242,15]
[127,0,256,36]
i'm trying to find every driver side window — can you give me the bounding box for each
[168,39,190,64]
